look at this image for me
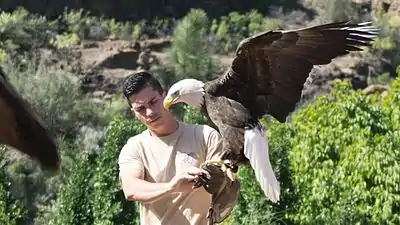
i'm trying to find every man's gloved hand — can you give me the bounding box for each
[193,164,240,225]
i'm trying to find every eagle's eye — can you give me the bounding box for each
[171,90,180,97]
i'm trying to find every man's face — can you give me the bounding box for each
[129,86,169,130]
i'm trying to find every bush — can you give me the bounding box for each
[303,0,363,23]
[382,67,400,129]
[165,8,218,82]
[47,150,97,225]
[210,10,281,54]
[226,74,400,224]
[229,118,295,225]
[287,79,400,224]
[0,147,27,225]
[1,56,118,138]
[0,7,58,56]
[91,114,146,225]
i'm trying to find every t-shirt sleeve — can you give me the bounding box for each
[118,137,145,175]
[205,127,225,161]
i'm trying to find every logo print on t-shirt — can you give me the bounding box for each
[176,151,197,167]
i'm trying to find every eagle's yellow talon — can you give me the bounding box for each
[226,169,236,181]
[220,164,227,172]
[201,159,225,168]
[201,159,237,181]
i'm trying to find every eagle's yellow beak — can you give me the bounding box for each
[163,96,175,110]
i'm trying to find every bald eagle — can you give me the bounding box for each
[163,21,378,203]
[0,67,59,170]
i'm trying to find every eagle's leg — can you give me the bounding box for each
[200,159,238,181]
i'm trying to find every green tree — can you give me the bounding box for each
[287,79,400,224]
[0,146,27,225]
[182,105,208,125]
[47,149,97,225]
[164,8,218,82]
[91,114,146,225]
[229,118,295,225]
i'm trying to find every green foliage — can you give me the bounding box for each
[57,8,169,42]
[91,114,146,225]
[1,4,400,225]
[5,157,51,223]
[211,10,275,53]
[0,146,26,225]
[368,72,394,85]
[50,33,80,49]
[47,151,97,225]
[303,0,362,23]
[210,10,282,54]
[182,105,208,124]
[370,10,400,69]
[382,67,400,130]
[1,56,118,137]
[0,7,58,56]
[108,18,146,40]
[165,9,218,82]
[287,79,400,224]
[0,7,171,52]
[60,9,110,41]
[229,118,294,225]
[225,76,400,224]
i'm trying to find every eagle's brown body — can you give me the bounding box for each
[200,21,379,167]
[0,67,59,170]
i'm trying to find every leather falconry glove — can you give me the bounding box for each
[193,163,240,225]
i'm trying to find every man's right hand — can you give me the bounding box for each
[169,166,206,193]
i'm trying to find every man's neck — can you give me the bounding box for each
[149,117,179,137]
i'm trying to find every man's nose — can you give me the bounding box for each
[146,108,155,117]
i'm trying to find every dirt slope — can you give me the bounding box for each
[70,38,389,102]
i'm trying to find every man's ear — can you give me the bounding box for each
[161,91,167,98]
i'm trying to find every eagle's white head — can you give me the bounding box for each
[163,79,205,110]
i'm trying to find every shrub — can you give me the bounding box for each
[0,7,58,57]
[382,67,400,129]
[287,79,400,224]
[0,146,27,225]
[210,10,282,54]
[303,0,362,23]
[91,114,146,225]
[229,118,295,225]
[47,150,97,225]
[165,8,218,82]
[1,56,117,138]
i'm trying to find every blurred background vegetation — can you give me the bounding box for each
[0,0,400,224]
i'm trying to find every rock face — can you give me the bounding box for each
[300,53,369,100]
[76,39,164,96]
[52,36,392,104]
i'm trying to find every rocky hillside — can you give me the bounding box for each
[70,36,393,105]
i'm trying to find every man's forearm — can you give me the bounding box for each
[123,178,173,204]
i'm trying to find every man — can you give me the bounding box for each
[118,71,229,225]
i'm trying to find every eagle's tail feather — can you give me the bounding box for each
[244,125,280,203]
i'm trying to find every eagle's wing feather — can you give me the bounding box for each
[212,21,378,122]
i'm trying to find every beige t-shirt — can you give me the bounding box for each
[118,121,223,225]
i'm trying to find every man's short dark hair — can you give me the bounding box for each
[123,71,164,103]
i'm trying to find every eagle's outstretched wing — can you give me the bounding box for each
[0,67,60,169]
[211,21,378,122]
